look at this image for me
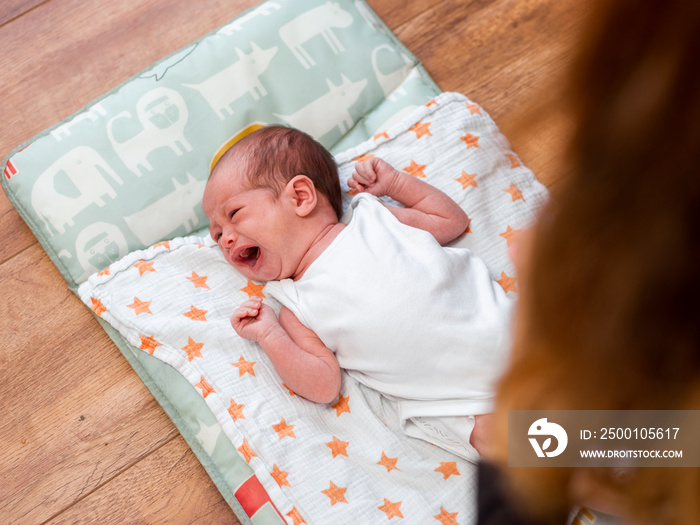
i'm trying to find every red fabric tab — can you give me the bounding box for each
[4,160,16,179]
[234,475,272,517]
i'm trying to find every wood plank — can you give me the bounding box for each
[0,0,261,263]
[0,197,35,266]
[0,0,45,27]
[395,0,589,186]
[0,246,180,524]
[369,0,444,29]
[47,437,239,525]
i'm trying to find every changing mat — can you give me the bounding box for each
[77,93,549,524]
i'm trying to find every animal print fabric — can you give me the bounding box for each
[2,0,439,288]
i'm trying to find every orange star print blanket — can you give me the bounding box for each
[78,93,548,524]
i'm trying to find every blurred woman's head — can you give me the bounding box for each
[490,0,700,522]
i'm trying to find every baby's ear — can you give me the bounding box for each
[285,175,317,217]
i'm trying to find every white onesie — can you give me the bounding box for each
[265,193,513,460]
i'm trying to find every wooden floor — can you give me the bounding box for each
[0,0,589,523]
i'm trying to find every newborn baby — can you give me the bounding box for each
[203,125,513,461]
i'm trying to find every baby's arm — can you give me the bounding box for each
[349,157,469,245]
[231,296,341,404]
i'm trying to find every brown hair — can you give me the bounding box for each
[490,0,700,522]
[211,125,343,219]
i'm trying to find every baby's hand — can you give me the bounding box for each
[348,157,402,198]
[231,296,280,343]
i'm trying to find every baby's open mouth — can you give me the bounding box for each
[236,246,261,267]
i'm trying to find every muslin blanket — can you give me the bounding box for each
[78,92,548,524]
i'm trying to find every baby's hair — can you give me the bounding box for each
[212,125,343,219]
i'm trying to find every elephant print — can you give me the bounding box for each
[30,146,123,236]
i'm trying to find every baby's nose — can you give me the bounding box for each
[220,228,237,247]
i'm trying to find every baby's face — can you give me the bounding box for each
[203,163,297,282]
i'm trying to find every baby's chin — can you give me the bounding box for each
[232,263,265,282]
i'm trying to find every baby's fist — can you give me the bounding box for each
[348,157,400,198]
[231,296,279,343]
